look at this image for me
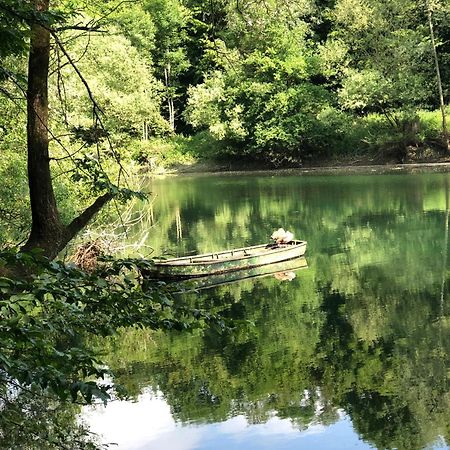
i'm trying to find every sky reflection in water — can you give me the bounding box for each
[84,391,374,450]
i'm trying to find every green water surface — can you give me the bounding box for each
[86,172,450,450]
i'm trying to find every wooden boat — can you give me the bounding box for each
[171,257,308,292]
[143,240,307,280]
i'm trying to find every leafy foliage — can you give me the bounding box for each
[181,0,450,163]
[0,251,223,407]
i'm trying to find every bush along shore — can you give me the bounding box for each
[135,111,450,175]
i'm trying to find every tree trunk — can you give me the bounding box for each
[22,0,65,258]
[21,0,114,260]
[168,97,175,131]
[427,0,450,152]
[164,63,175,131]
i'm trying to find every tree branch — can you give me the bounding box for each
[54,25,105,32]
[50,31,104,116]
[66,192,115,241]
[50,29,129,186]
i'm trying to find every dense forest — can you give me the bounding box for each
[3,0,450,175]
[2,0,450,246]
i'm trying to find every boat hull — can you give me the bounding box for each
[143,240,307,279]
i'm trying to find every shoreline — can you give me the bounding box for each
[155,161,450,178]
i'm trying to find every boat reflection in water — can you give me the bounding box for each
[170,256,307,293]
[143,240,307,280]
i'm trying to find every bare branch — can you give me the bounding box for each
[50,31,104,116]
[54,24,106,32]
[49,143,87,161]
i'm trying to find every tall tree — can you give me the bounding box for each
[22,0,113,258]
[145,0,191,131]
[2,0,115,259]
[426,0,450,151]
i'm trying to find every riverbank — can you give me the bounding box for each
[154,158,450,177]
[145,136,450,176]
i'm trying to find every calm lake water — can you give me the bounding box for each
[84,172,450,450]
